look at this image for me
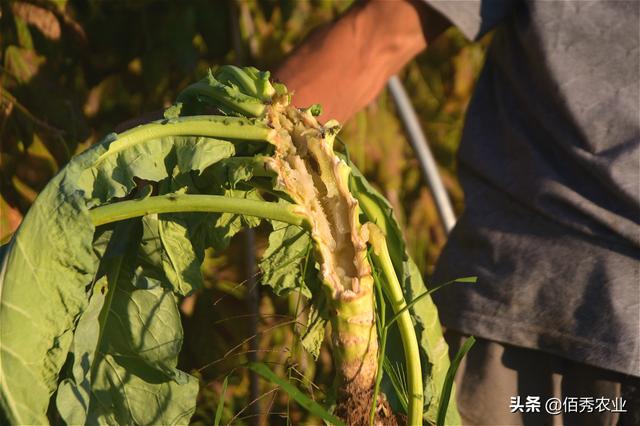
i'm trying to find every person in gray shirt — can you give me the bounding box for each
[276,0,639,424]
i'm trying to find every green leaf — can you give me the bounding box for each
[248,362,345,426]
[14,15,34,49]
[56,221,198,425]
[138,214,172,283]
[215,65,260,98]
[0,125,244,423]
[158,212,211,295]
[217,66,275,101]
[150,155,266,295]
[214,376,229,426]
[0,175,96,425]
[164,103,183,120]
[259,222,313,297]
[258,221,329,358]
[177,73,266,117]
[201,156,264,190]
[86,276,198,425]
[207,188,263,250]
[55,274,105,425]
[404,259,461,424]
[300,301,328,360]
[78,135,235,205]
[3,46,45,83]
[437,337,475,426]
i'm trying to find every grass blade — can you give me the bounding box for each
[383,359,408,413]
[247,362,346,426]
[387,277,477,328]
[214,376,229,426]
[436,336,476,426]
[370,256,387,426]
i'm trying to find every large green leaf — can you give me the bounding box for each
[77,135,235,206]
[348,159,459,425]
[0,154,98,425]
[0,126,239,424]
[56,221,198,425]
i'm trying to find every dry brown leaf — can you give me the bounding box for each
[11,2,61,41]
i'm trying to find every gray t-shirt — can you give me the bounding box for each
[424,0,640,376]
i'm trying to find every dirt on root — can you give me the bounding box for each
[335,387,405,426]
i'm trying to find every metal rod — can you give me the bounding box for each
[387,75,457,233]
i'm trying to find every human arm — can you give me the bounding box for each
[273,0,450,123]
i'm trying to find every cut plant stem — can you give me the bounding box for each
[95,115,274,164]
[262,98,380,418]
[176,67,400,423]
[89,193,306,228]
[367,224,423,425]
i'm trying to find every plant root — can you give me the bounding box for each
[335,388,403,426]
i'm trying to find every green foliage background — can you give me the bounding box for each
[0,0,486,424]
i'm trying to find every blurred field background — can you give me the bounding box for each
[0,0,487,424]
